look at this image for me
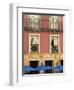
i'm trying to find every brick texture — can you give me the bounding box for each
[24,31,29,54]
[40,32,50,53]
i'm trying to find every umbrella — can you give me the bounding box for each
[23,66,34,71]
[23,65,53,72]
[37,65,52,71]
[54,65,63,71]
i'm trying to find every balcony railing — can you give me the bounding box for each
[24,27,63,32]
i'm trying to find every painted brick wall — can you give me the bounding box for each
[58,16,63,31]
[60,16,63,31]
[24,15,28,31]
[24,31,29,54]
[40,32,50,53]
[40,16,49,29]
[60,32,63,53]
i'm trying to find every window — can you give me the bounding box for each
[50,16,59,31]
[28,15,39,31]
[29,34,40,53]
[45,60,53,73]
[50,35,60,53]
[28,15,33,29]
[33,15,39,30]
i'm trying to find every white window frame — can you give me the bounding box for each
[50,34,60,53]
[29,33,40,53]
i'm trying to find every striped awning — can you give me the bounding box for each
[23,65,63,71]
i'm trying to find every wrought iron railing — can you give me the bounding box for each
[24,27,63,32]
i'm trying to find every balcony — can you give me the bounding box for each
[24,27,63,32]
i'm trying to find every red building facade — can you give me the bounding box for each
[23,14,64,74]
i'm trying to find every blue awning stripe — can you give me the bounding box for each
[23,65,63,71]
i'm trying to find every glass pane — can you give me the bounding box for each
[51,36,59,53]
[54,16,58,30]
[30,35,40,53]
